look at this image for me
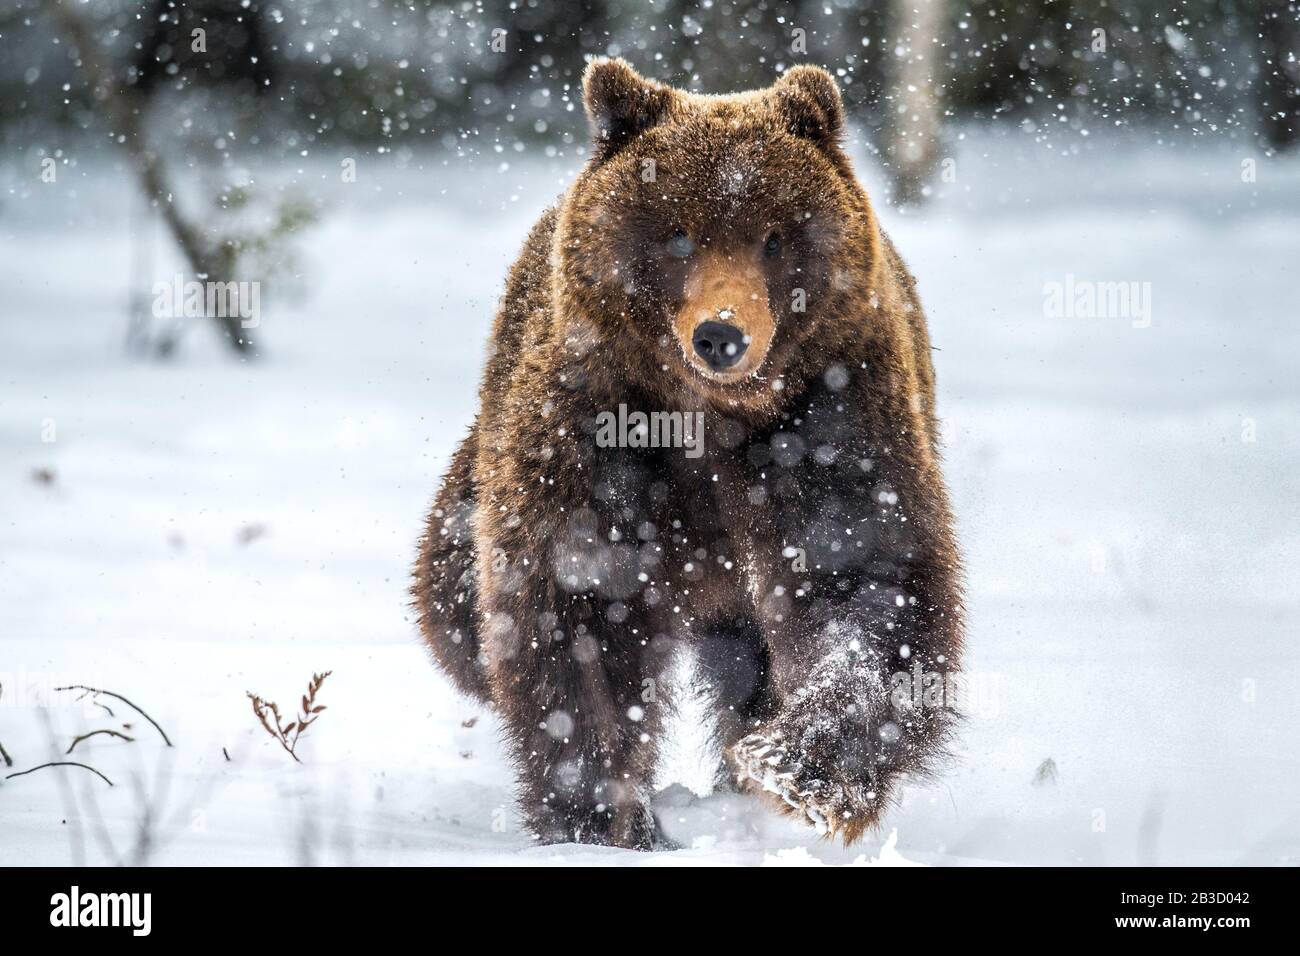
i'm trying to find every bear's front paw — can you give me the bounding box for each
[729,727,882,843]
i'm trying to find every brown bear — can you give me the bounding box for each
[412,58,963,850]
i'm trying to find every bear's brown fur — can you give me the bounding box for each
[413,59,962,849]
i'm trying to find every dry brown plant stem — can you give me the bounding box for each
[247,671,332,763]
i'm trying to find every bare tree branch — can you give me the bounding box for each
[6,761,114,787]
[66,729,136,754]
[55,685,173,747]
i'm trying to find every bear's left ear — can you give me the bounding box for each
[583,57,677,161]
[771,66,845,151]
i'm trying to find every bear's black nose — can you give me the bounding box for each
[692,321,748,371]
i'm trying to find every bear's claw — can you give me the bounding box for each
[731,731,850,836]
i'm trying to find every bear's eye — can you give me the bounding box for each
[763,232,782,258]
[666,232,696,259]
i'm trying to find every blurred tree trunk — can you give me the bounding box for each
[885,0,947,205]
[45,0,255,354]
[1255,1,1300,150]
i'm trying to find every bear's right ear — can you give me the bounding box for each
[583,58,676,162]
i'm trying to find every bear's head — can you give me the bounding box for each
[554,58,879,416]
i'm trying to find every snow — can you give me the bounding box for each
[2,130,1298,865]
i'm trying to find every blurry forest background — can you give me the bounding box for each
[4,1,1297,150]
[2,0,1296,352]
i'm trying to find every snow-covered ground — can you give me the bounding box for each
[2,129,1298,865]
